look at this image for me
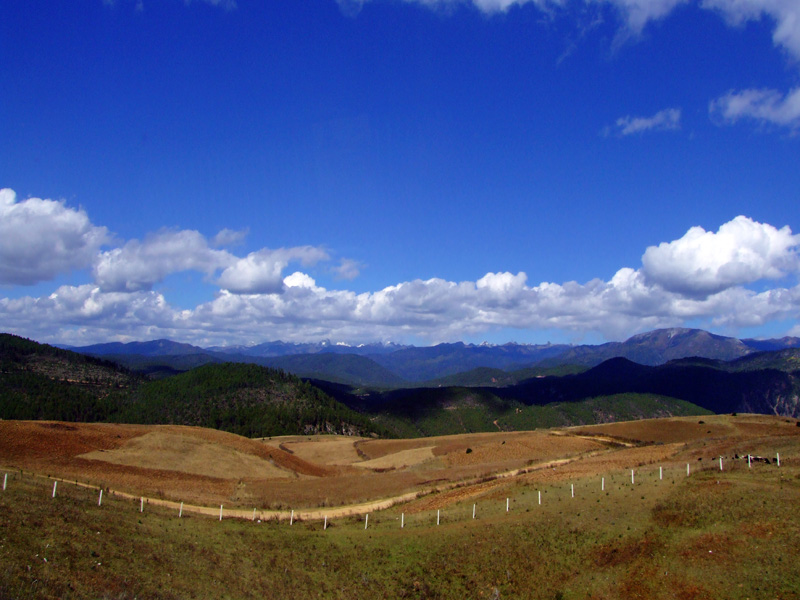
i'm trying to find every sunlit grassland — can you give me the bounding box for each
[2,456,799,600]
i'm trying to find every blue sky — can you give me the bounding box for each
[1,0,799,347]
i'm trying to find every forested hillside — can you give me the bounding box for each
[0,334,386,438]
[0,333,140,422]
[120,362,386,438]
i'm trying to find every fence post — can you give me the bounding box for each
[140,497,144,513]
[219,505,223,521]
[437,510,440,526]
[52,481,57,498]
[777,453,781,467]
[324,516,327,530]
[290,510,294,526]
[571,484,574,498]
[401,513,404,529]
[659,467,663,481]
[631,469,635,485]
[538,490,541,505]
[365,514,369,530]
[719,457,723,471]
[180,502,183,518]
[601,477,604,491]
[506,498,509,512]
[687,463,690,476]
[98,489,103,506]
[3,473,7,491]
[473,503,476,519]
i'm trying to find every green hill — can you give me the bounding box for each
[363,386,709,438]
[0,333,141,422]
[0,333,386,438]
[121,362,387,438]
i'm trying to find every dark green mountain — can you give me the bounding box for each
[492,357,800,417]
[0,333,386,438]
[345,385,709,438]
[120,362,386,438]
[0,333,141,422]
[6,333,800,440]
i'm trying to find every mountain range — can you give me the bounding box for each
[5,331,800,438]
[63,328,800,388]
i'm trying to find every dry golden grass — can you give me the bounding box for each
[2,414,798,516]
[80,430,292,479]
[278,435,367,465]
[353,446,436,470]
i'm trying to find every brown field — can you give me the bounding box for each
[1,414,798,518]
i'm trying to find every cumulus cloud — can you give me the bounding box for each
[93,229,235,292]
[710,87,800,131]
[641,216,800,296]
[611,107,682,135]
[1,192,798,346]
[0,189,110,285]
[216,246,330,294]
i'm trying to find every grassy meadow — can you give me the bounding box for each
[2,452,799,599]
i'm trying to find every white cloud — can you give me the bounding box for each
[1,194,799,346]
[332,258,363,281]
[0,189,110,285]
[710,87,800,130]
[701,0,800,61]
[612,107,682,135]
[600,0,689,34]
[93,229,235,292]
[641,216,800,296]
[211,228,248,248]
[216,246,330,294]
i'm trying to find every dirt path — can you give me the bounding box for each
[0,451,601,523]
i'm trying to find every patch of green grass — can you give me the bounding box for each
[1,461,799,599]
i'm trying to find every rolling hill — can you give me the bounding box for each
[0,334,386,438]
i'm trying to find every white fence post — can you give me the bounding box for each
[437,510,440,526]
[719,457,723,471]
[601,477,604,491]
[3,473,7,491]
[324,516,327,530]
[140,497,144,513]
[401,513,404,528]
[52,481,57,498]
[98,489,103,506]
[631,469,635,485]
[506,498,509,512]
[290,510,294,526]
[473,503,476,519]
[571,484,574,498]
[748,454,752,469]
[687,463,690,476]
[219,505,223,521]
[777,453,781,467]
[365,514,369,530]
[659,467,663,481]
[180,502,183,518]
[538,490,541,505]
